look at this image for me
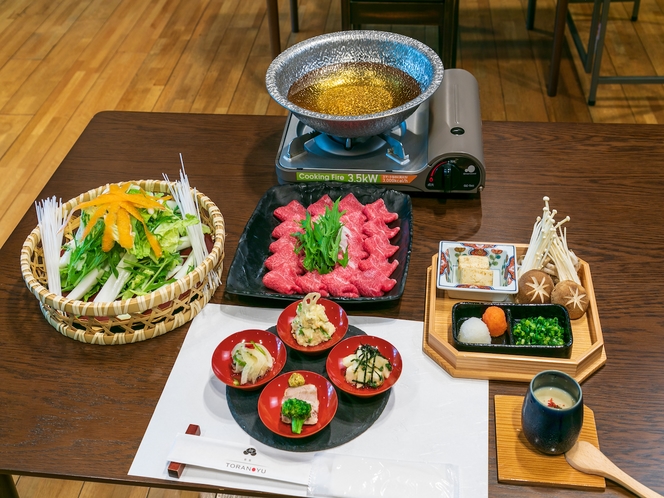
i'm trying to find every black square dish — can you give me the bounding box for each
[225,183,412,303]
[452,302,573,358]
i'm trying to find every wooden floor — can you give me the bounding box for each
[2,0,663,496]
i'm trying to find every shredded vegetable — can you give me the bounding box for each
[57,182,208,304]
[35,196,66,295]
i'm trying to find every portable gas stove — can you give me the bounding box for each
[275,69,485,194]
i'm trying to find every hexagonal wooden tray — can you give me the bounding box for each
[423,245,606,383]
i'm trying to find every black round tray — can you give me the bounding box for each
[226,325,390,452]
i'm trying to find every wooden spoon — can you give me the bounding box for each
[565,441,663,498]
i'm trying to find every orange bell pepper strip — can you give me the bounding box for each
[115,207,134,250]
[102,208,118,252]
[71,183,166,257]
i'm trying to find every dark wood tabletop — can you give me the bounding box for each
[1,112,663,497]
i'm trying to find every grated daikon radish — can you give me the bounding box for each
[35,196,67,296]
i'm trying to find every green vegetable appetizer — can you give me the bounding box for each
[281,398,312,434]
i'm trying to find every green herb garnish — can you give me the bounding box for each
[294,198,349,274]
[512,316,566,346]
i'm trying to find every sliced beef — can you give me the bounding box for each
[307,195,334,218]
[265,249,304,273]
[338,193,365,215]
[363,198,399,223]
[364,234,399,259]
[295,271,329,296]
[265,195,400,297]
[274,200,306,222]
[322,266,360,298]
[352,269,397,296]
[269,235,298,254]
[263,267,304,294]
[359,254,398,277]
[362,218,400,239]
[272,219,303,239]
[341,210,366,235]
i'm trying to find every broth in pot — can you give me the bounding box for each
[287,62,422,116]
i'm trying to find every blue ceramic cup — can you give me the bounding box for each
[521,370,583,455]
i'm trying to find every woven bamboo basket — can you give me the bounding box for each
[20,180,226,345]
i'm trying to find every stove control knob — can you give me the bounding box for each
[427,158,483,192]
[426,161,446,190]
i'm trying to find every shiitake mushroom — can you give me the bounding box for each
[551,280,589,319]
[517,269,554,304]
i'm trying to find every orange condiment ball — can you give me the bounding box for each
[482,306,507,337]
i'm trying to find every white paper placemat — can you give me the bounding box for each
[129,304,488,497]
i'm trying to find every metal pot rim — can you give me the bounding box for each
[265,30,444,125]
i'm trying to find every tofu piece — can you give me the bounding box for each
[459,267,494,286]
[458,255,490,269]
[280,384,319,425]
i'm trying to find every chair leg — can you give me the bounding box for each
[290,0,299,33]
[631,0,640,21]
[587,0,611,105]
[451,0,460,67]
[583,0,603,73]
[0,474,19,498]
[266,0,281,58]
[440,0,459,68]
[546,0,570,96]
[526,0,537,29]
[340,0,350,30]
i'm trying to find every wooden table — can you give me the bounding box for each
[1,112,663,497]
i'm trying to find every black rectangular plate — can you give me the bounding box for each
[226,183,413,303]
[452,302,573,358]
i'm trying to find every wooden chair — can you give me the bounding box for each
[339,0,459,68]
[527,0,647,101]
[267,0,300,58]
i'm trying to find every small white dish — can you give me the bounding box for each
[436,241,518,301]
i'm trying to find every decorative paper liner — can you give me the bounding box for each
[20,180,225,345]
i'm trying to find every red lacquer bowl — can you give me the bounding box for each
[326,335,403,397]
[276,297,348,354]
[258,370,338,438]
[211,329,287,390]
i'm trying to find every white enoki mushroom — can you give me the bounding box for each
[520,197,580,285]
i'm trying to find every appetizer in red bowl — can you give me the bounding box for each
[258,371,338,438]
[276,292,349,354]
[211,329,287,390]
[326,335,402,397]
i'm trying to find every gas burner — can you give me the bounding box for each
[275,69,487,194]
[286,120,411,165]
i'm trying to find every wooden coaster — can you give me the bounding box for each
[495,395,605,490]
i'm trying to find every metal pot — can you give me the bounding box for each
[266,30,444,139]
